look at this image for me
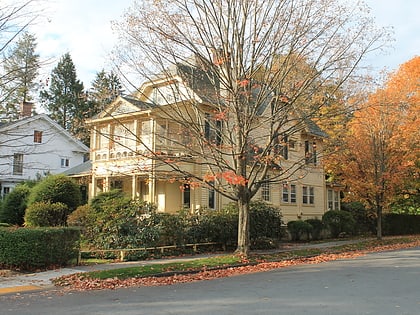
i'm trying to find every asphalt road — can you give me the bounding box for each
[1,247,419,315]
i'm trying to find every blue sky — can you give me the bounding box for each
[28,0,419,89]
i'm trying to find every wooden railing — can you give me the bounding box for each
[78,242,220,264]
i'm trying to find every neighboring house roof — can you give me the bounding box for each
[62,160,91,177]
[0,114,89,153]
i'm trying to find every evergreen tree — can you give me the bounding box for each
[1,32,40,120]
[40,53,88,141]
[88,69,123,116]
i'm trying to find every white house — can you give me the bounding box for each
[0,106,89,198]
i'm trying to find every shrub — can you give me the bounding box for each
[24,201,69,227]
[341,202,376,235]
[0,184,31,225]
[0,226,80,270]
[305,218,324,240]
[287,220,313,241]
[67,204,93,227]
[322,210,356,238]
[192,210,238,248]
[83,190,158,249]
[28,174,82,212]
[383,213,420,235]
[249,200,283,241]
[152,213,188,246]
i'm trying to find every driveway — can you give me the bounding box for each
[1,247,419,314]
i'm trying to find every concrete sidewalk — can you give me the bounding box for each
[0,239,362,295]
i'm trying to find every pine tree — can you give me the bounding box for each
[1,32,40,120]
[89,69,123,116]
[40,53,87,140]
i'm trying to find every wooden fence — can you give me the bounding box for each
[78,242,219,264]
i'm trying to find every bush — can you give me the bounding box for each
[383,213,420,235]
[152,213,188,246]
[83,190,157,249]
[0,226,80,270]
[341,202,376,235]
[78,195,282,251]
[249,200,284,242]
[28,174,82,212]
[24,201,69,227]
[0,184,31,225]
[187,210,238,248]
[322,210,356,238]
[305,218,324,240]
[67,204,92,227]
[287,220,313,241]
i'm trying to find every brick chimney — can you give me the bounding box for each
[20,101,33,118]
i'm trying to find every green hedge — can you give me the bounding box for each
[383,214,420,235]
[322,210,356,238]
[0,227,80,270]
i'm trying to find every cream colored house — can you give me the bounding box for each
[88,61,335,223]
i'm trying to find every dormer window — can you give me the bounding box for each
[34,130,42,143]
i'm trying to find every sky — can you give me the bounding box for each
[27,0,419,90]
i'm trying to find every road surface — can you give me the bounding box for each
[1,247,419,314]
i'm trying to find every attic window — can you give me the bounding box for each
[34,130,42,143]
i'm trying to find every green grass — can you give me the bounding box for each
[71,235,419,282]
[83,255,241,280]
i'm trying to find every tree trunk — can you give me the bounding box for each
[236,197,250,257]
[376,202,383,240]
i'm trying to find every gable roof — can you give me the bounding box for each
[0,114,89,152]
[94,95,155,119]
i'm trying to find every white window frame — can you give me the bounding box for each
[303,186,314,205]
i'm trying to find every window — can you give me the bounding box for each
[274,133,289,160]
[13,153,23,175]
[290,184,296,203]
[183,184,191,208]
[281,134,288,160]
[61,158,70,168]
[328,189,340,210]
[302,186,314,205]
[282,183,296,203]
[34,130,42,143]
[204,113,222,145]
[3,187,10,198]
[261,177,270,201]
[304,140,317,165]
[328,189,333,210]
[208,183,215,209]
[334,191,340,210]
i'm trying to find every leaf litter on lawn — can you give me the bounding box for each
[55,236,420,292]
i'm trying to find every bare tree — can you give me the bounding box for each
[111,0,390,255]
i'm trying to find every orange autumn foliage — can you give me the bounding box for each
[338,57,419,215]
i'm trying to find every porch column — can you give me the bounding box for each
[104,176,110,192]
[91,174,97,198]
[131,174,137,199]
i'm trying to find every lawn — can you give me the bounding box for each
[53,235,420,290]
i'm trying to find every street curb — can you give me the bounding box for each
[0,285,43,295]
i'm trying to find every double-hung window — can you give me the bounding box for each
[282,183,296,203]
[261,177,270,201]
[34,130,42,143]
[302,186,314,205]
[13,153,23,175]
